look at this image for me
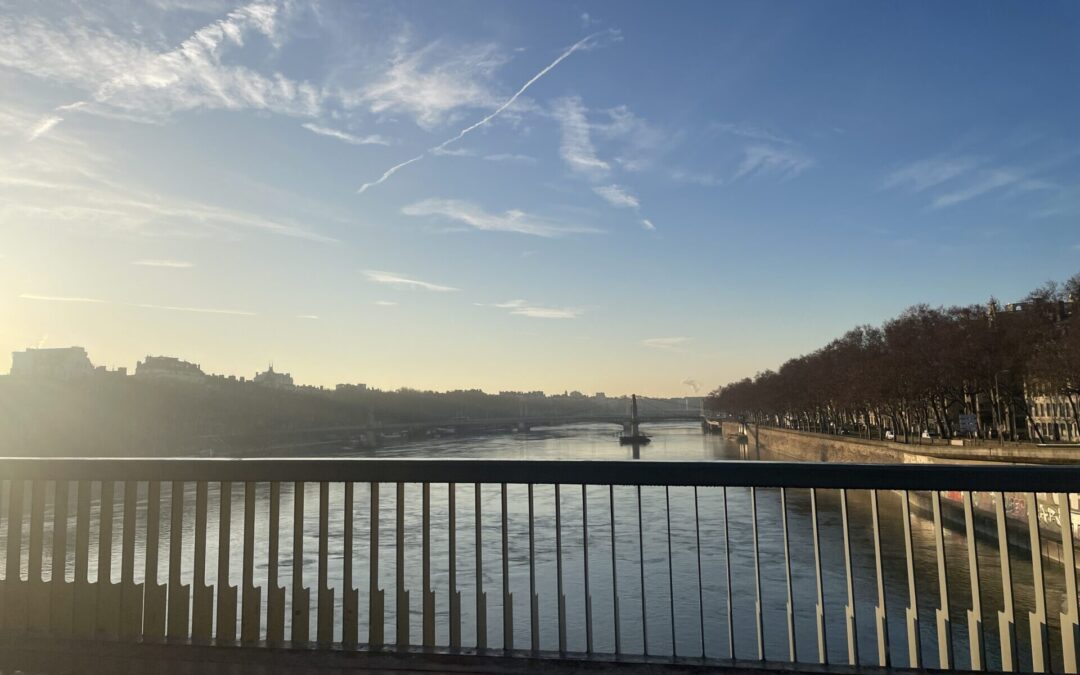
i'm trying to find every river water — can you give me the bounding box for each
[0,421,1073,670]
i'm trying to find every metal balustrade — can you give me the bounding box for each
[0,457,1079,672]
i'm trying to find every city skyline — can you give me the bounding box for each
[3,2,1080,396]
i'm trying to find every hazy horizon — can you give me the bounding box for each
[3,1,1079,397]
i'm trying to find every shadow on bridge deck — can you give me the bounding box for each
[0,638,970,675]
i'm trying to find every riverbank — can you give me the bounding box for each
[718,421,1080,464]
[717,420,1079,565]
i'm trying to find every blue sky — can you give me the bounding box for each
[1,1,1078,395]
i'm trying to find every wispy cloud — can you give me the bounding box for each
[26,115,63,141]
[882,156,979,193]
[134,303,255,316]
[592,184,655,230]
[19,293,107,304]
[642,336,691,352]
[363,270,459,292]
[1,2,322,130]
[302,123,390,146]
[357,30,616,194]
[712,122,794,145]
[593,184,639,209]
[484,153,537,164]
[431,146,474,157]
[356,42,504,130]
[883,154,1057,209]
[0,148,336,243]
[402,198,597,237]
[132,259,194,268]
[669,169,724,187]
[932,169,1053,209]
[552,96,609,176]
[374,300,398,306]
[596,105,667,172]
[487,299,581,319]
[297,314,319,319]
[20,293,253,315]
[734,145,814,180]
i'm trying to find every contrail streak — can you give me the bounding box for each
[357,30,615,194]
[357,155,425,194]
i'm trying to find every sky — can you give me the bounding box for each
[1,1,1079,397]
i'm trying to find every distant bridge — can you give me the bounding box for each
[249,411,702,436]
[213,410,704,451]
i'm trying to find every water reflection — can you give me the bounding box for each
[0,422,1070,670]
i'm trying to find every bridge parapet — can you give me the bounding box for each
[0,457,1077,672]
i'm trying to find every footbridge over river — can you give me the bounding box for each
[0,457,1078,674]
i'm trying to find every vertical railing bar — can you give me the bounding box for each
[751,486,764,661]
[266,481,284,642]
[932,490,953,670]
[901,490,921,669]
[423,482,435,647]
[28,481,44,576]
[167,481,190,639]
[98,479,115,600]
[503,483,514,651]
[119,480,141,639]
[448,482,459,649]
[781,487,797,663]
[555,483,565,654]
[1058,492,1079,674]
[73,480,92,638]
[369,483,383,646]
[638,484,648,657]
[1027,492,1049,673]
[6,478,24,581]
[528,483,538,652]
[964,491,985,671]
[143,481,165,639]
[241,481,261,642]
[5,478,26,633]
[475,482,487,650]
[724,486,735,660]
[318,481,333,644]
[611,484,621,656]
[191,481,212,641]
[694,486,706,659]
[870,489,889,667]
[27,480,47,633]
[216,482,237,642]
[666,486,677,657]
[343,482,358,647]
[840,488,859,667]
[96,480,119,639]
[396,481,408,647]
[996,491,1017,672]
[292,481,309,643]
[50,480,72,637]
[582,484,592,655]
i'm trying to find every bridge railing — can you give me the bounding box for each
[0,457,1078,672]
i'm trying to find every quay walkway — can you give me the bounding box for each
[0,457,1077,673]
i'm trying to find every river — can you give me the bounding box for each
[0,421,1072,670]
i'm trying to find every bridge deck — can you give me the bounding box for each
[0,638,974,674]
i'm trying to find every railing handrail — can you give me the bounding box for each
[1,456,1079,491]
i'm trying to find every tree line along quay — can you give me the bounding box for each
[706,272,1080,446]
